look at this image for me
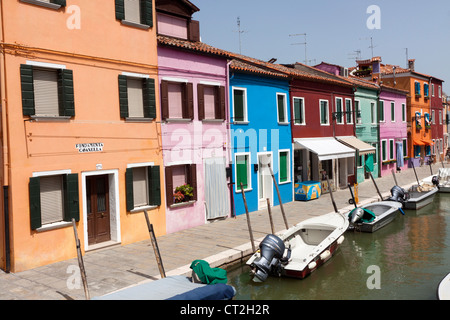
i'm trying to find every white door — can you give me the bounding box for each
[204,157,229,220]
[258,153,273,209]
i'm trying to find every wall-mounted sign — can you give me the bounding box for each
[76,143,104,153]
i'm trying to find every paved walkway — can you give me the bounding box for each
[0,163,445,300]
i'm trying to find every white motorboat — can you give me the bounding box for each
[246,212,349,282]
[438,272,450,300]
[403,184,439,210]
[348,201,403,233]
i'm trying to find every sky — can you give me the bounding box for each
[192,0,450,90]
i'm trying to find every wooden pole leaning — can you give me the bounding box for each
[144,210,166,279]
[72,218,90,300]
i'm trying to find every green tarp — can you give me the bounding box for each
[190,260,228,285]
[348,207,376,223]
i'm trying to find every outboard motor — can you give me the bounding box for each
[350,207,365,224]
[251,234,286,282]
[432,175,440,187]
[389,186,408,203]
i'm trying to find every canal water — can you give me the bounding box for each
[227,193,450,300]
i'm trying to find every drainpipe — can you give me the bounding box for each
[226,60,235,218]
[0,0,11,273]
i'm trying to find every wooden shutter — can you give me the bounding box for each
[188,20,200,42]
[118,75,129,118]
[143,78,156,119]
[218,86,225,120]
[277,95,285,123]
[115,0,125,20]
[58,69,75,117]
[149,166,161,206]
[185,83,194,120]
[165,166,173,206]
[233,89,244,121]
[125,168,134,211]
[189,164,197,201]
[21,64,35,116]
[29,177,41,230]
[140,0,153,27]
[64,174,79,222]
[197,84,205,120]
[160,80,169,120]
[236,155,248,189]
[280,152,288,183]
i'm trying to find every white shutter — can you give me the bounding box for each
[40,175,64,225]
[127,78,144,118]
[125,0,141,24]
[133,167,148,207]
[34,68,59,116]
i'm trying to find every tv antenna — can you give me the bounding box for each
[234,17,248,54]
[348,49,362,61]
[290,33,307,65]
[359,37,376,58]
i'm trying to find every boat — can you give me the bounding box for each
[348,201,404,233]
[438,272,450,300]
[246,212,349,282]
[403,183,439,210]
[423,168,450,193]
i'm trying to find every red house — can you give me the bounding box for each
[430,77,445,160]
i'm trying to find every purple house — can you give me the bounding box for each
[156,0,232,233]
[378,85,409,176]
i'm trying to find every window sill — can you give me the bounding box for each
[277,122,289,126]
[202,119,225,123]
[170,200,196,209]
[20,0,61,10]
[121,20,151,30]
[125,117,154,123]
[165,118,192,123]
[279,180,291,185]
[236,188,252,193]
[130,205,158,213]
[30,116,71,122]
[233,121,249,125]
[35,221,72,232]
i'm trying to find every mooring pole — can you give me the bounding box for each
[266,198,275,234]
[144,210,166,279]
[366,165,383,201]
[326,175,338,213]
[72,219,90,300]
[240,182,255,252]
[267,163,289,230]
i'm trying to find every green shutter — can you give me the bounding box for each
[294,99,301,124]
[51,0,66,6]
[149,166,161,206]
[236,156,248,189]
[280,152,288,183]
[233,90,244,121]
[140,0,153,27]
[58,69,75,117]
[125,168,134,211]
[115,0,125,20]
[29,177,41,230]
[118,75,129,118]
[64,174,80,222]
[277,95,285,123]
[143,78,156,119]
[21,64,35,116]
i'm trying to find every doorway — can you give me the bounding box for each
[86,175,110,245]
[258,153,273,210]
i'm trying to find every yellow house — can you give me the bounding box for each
[0,0,165,273]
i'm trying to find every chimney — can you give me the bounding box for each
[408,59,415,71]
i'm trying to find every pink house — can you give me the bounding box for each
[156,0,232,233]
[378,85,409,176]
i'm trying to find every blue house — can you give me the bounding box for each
[229,57,293,216]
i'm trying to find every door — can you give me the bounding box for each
[87,175,110,245]
[258,153,273,209]
[204,157,229,220]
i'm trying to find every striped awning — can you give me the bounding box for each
[294,137,355,161]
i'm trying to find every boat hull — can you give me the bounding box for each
[438,272,450,300]
[349,201,402,233]
[403,188,438,210]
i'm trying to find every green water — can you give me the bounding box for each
[227,193,450,300]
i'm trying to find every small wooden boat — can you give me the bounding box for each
[348,201,403,233]
[246,212,348,282]
[437,272,450,300]
[403,184,438,210]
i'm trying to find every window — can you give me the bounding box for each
[432,84,435,97]
[424,83,429,97]
[432,140,436,155]
[414,82,421,96]
[389,139,394,160]
[381,140,387,162]
[432,110,435,124]
[165,164,197,206]
[355,100,361,123]
[371,102,376,124]
[119,75,156,120]
[426,145,431,156]
[29,173,79,230]
[439,110,443,125]
[161,80,193,121]
[20,0,66,9]
[293,97,305,125]
[20,64,75,118]
[278,150,290,184]
[403,138,407,158]
[379,100,385,122]
[345,99,353,124]
[277,93,288,123]
[390,102,395,122]
[232,87,247,123]
[414,145,421,158]
[115,0,153,28]
[402,103,406,122]
[372,143,378,164]
[198,83,225,121]
[439,86,442,98]
[335,98,343,124]
[125,165,161,211]
[320,100,329,125]
[235,153,251,192]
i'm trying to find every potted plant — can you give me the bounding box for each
[173,183,194,204]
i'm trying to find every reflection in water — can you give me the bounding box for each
[227,194,450,300]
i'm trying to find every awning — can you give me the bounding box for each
[337,136,376,155]
[413,138,425,146]
[294,137,355,161]
[421,138,434,146]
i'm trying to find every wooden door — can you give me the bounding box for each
[87,175,110,245]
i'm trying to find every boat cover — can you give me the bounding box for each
[93,275,235,300]
[348,207,376,223]
[190,259,228,285]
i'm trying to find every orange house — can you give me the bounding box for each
[0,0,165,273]
[380,60,433,167]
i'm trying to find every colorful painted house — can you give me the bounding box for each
[1,0,163,272]
[229,56,293,215]
[430,77,445,159]
[156,0,232,232]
